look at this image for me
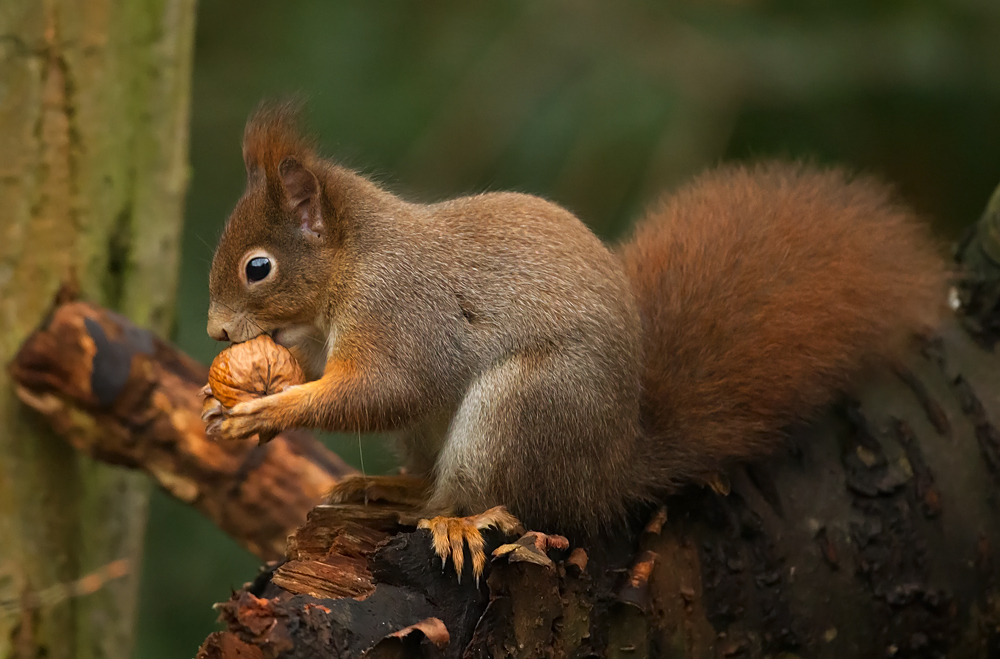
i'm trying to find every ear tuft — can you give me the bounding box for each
[242,100,315,181]
[241,100,325,240]
[279,157,324,239]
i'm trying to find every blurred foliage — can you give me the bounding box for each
[133,1,999,657]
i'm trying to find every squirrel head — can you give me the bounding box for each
[207,102,336,344]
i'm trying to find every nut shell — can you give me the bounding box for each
[207,334,306,408]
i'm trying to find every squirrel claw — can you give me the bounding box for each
[201,395,225,425]
[417,506,523,584]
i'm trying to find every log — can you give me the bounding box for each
[10,301,355,560]
[13,195,1000,657]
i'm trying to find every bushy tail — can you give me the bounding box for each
[618,161,948,489]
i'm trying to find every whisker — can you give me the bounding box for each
[246,315,267,336]
[304,331,327,347]
[211,299,326,348]
[194,232,214,253]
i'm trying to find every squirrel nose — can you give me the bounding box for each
[207,319,230,342]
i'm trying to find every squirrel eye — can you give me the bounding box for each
[245,256,272,283]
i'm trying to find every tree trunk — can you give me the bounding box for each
[0,1,196,657]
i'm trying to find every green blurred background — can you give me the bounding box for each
[133,1,1000,656]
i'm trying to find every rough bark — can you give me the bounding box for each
[0,1,196,657]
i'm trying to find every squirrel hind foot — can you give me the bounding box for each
[417,506,524,584]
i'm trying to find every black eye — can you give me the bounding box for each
[246,256,271,283]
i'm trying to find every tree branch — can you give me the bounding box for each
[10,301,355,560]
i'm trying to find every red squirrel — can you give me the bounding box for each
[204,103,947,580]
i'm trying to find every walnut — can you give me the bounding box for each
[207,334,306,408]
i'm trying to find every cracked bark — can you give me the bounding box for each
[0,1,196,658]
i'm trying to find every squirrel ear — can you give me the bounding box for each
[278,157,324,239]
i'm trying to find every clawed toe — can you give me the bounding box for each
[417,506,523,584]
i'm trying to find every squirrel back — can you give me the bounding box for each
[619,162,948,490]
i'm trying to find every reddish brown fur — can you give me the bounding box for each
[619,162,948,489]
[208,103,949,534]
[241,101,319,182]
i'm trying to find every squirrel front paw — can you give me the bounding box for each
[417,506,523,584]
[202,388,281,444]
